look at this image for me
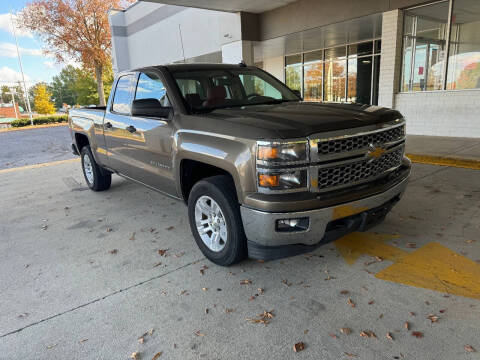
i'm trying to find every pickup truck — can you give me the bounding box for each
[69,63,410,266]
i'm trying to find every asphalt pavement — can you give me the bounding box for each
[0,126,74,170]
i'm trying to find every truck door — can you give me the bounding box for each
[105,71,176,195]
[103,73,137,176]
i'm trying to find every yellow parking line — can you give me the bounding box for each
[406,153,480,170]
[0,158,79,174]
[0,123,68,133]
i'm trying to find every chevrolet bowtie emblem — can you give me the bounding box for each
[366,144,386,159]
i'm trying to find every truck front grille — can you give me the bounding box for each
[316,147,404,191]
[317,125,405,156]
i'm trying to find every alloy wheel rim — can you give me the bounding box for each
[194,195,227,252]
[83,154,94,185]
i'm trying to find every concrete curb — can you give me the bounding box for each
[406,153,480,170]
[0,123,68,133]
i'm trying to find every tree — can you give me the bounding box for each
[19,0,133,106]
[48,65,78,108]
[33,84,55,114]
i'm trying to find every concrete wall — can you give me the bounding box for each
[110,2,242,71]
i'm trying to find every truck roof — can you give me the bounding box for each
[131,63,252,74]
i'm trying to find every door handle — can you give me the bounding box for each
[126,125,136,133]
[104,122,112,129]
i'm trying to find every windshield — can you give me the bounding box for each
[170,67,300,113]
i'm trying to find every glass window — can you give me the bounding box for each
[304,50,323,102]
[349,42,373,57]
[169,68,298,113]
[348,56,373,104]
[285,54,303,95]
[402,2,449,92]
[135,72,170,107]
[112,75,134,114]
[324,46,347,102]
[447,0,480,90]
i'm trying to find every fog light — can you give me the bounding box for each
[276,217,309,232]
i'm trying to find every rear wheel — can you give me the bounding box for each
[80,146,111,191]
[188,175,247,266]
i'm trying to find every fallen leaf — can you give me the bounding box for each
[131,352,139,359]
[205,308,209,314]
[152,352,163,360]
[249,296,256,301]
[344,353,358,358]
[340,290,349,295]
[368,300,375,305]
[79,339,88,343]
[282,279,292,287]
[225,308,235,313]
[340,328,352,335]
[41,225,48,230]
[202,287,208,291]
[411,331,424,338]
[360,330,376,338]
[199,265,209,275]
[379,314,384,319]
[106,227,112,233]
[304,329,309,334]
[386,332,394,340]
[240,279,252,285]
[138,337,144,344]
[293,342,305,352]
[404,322,410,330]
[258,288,264,294]
[375,256,384,262]
[109,249,118,255]
[410,312,416,316]
[165,226,175,231]
[153,262,162,267]
[427,314,439,323]
[194,331,205,337]
[129,232,136,241]
[439,309,446,314]
[46,344,57,349]
[465,240,476,244]
[147,329,154,336]
[158,249,168,256]
[465,345,476,353]
[246,310,274,325]
[406,242,416,248]
[179,290,188,296]
[347,298,355,308]
[329,333,338,338]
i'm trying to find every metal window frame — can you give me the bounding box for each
[401,0,460,93]
[284,38,381,105]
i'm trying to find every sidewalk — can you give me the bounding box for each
[406,135,480,170]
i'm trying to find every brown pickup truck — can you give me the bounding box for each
[69,63,410,266]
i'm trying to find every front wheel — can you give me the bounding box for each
[188,175,247,266]
[80,146,111,191]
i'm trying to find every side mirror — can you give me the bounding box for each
[132,98,172,118]
[292,89,302,100]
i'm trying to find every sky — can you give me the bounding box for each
[0,0,72,88]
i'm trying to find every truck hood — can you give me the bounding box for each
[192,102,403,139]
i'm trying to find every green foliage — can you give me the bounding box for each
[1,84,29,110]
[10,115,68,128]
[48,63,114,107]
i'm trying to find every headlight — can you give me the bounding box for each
[258,170,307,190]
[257,141,307,164]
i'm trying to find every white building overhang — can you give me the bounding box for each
[139,0,298,13]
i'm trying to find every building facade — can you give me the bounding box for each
[110,0,480,138]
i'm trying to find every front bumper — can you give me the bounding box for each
[241,173,409,260]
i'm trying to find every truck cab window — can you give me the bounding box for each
[112,75,134,114]
[135,72,170,107]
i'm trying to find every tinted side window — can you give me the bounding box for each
[112,75,134,114]
[135,72,170,107]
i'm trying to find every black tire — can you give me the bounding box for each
[80,146,111,191]
[188,175,248,266]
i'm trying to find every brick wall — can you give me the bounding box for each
[395,90,480,138]
[0,104,20,119]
